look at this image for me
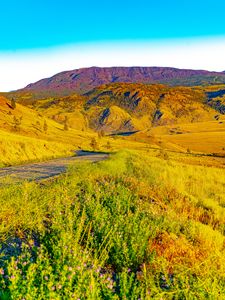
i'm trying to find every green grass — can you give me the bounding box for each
[0,150,225,299]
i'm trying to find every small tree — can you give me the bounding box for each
[13,116,21,131]
[64,116,69,131]
[157,148,169,160]
[98,130,105,138]
[11,98,16,110]
[106,140,111,150]
[43,120,48,133]
[90,138,98,151]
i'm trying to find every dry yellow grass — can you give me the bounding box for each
[150,119,225,154]
[0,96,99,166]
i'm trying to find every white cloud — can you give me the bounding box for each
[0,36,225,91]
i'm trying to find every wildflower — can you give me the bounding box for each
[0,268,4,275]
[68,266,73,271]
[52,286,56,291]
[28,239,34,246]
[108,283,113,289]
[10,275,15,280]
[58,284,62,289]
[44,276,48,281]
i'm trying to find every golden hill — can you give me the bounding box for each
[13,83,224,134]
[3,83,225,159]
[0,96,96,166]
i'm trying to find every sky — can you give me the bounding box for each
[1,0,225,91]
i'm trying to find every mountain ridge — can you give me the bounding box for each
[19,66,225,97]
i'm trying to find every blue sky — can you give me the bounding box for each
[1,0,225,91]
[1,0,225,50]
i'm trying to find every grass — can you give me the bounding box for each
[150,119,225,154]
[0,95,107,166]
[0,150,224,299]
[0,129,74,167]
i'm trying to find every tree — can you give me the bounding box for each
[158,148,169,160]
[106,140,111,150]
[64,116,69,131]
[90,138,98,150]
[43,120,48,133]
[98,130,105,138]
[13,116,21,132]
[11,98,16,110]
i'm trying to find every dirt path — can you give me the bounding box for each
[0,151,109,182]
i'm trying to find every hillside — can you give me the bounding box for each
[0,96,96,166]
[14,66,225,97]
[84,83,217,131]
[4,81,225,158]
[9,82,225,157]
[13,83,224,133]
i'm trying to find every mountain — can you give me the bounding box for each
[18,66,225,97]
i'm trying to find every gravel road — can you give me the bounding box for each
[0,151,109,181]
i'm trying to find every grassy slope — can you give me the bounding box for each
[7,83,222,131]
[149,118,225,154]
[7,83,225,157]
[0,96,101,166]
[2,82,225,164]
[0,150,224,299]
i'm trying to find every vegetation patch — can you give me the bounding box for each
[0,151,224,299]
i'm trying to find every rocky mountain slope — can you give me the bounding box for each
[13,83,225,133]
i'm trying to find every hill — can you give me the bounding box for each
[0,96,96,166]
[84,83,217,131]
[13,83,224,132]
[15,66,225,97]
[4,81,225,157]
